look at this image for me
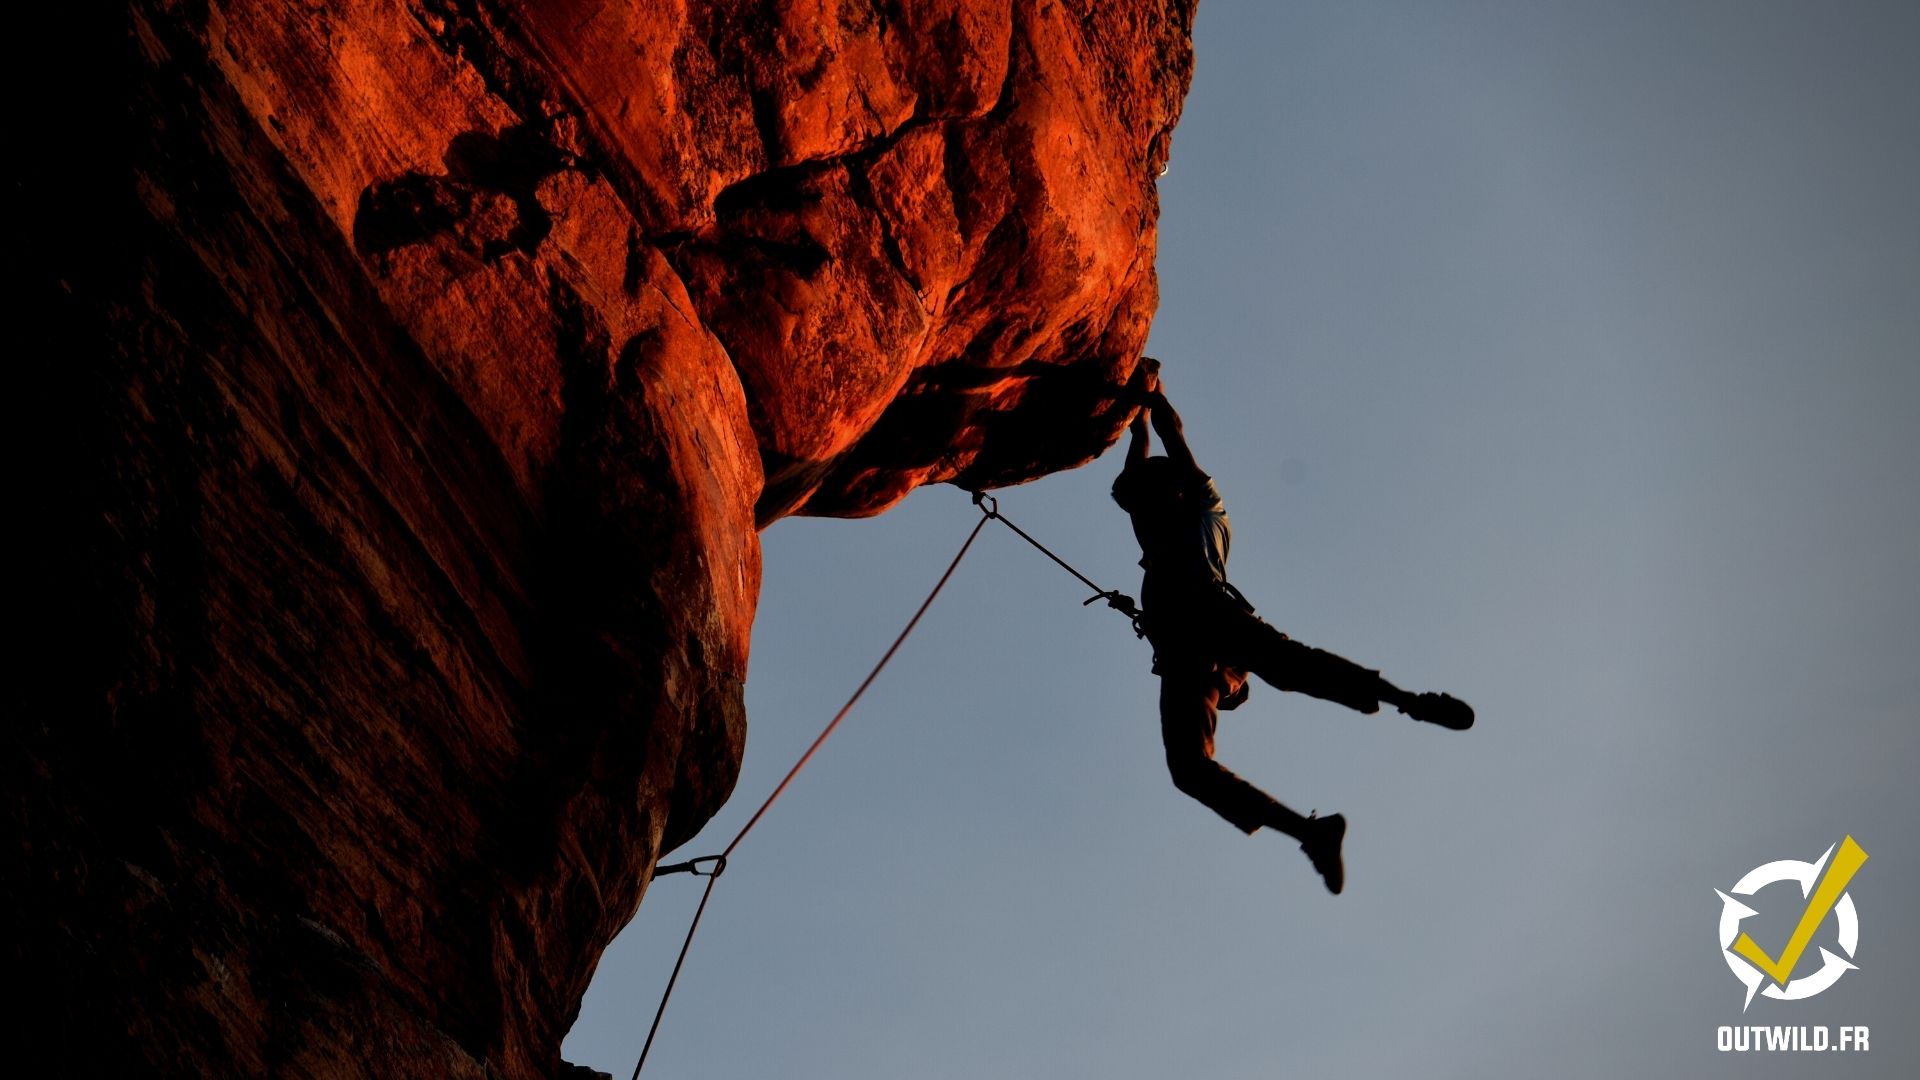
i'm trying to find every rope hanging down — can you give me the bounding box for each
[631,490,1137,1078]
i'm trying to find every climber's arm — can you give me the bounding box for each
[1125,399,1151,467]
[1146,389,1205,480]
[1118,358,1160,468]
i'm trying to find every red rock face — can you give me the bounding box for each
[10,1,1192,1076]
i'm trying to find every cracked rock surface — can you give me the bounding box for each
[11,1,1194,1076]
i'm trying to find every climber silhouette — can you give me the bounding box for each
[1112,359,1473,893]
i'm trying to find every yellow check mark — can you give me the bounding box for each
[1731,835,1868,986]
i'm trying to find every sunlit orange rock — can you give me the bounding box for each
[11,1,1194,1076]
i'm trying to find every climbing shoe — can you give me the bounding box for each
[1299,813,1346,895]
[1401,691,1474,730]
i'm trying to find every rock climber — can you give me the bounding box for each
[1111,358,1473,893]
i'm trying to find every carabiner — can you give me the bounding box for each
[652,854,728,880]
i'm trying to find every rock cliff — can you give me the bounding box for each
[9,1,1194,1075]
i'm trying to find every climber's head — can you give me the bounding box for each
[1111,455,1188,515]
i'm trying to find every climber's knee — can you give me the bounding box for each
[1163,746,1219,798]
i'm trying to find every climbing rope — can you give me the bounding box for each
[968,489,1145,636]
[630,489,1138,1077]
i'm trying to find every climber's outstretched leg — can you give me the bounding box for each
[1216,607,1475,730]
[1158,670,1346,893]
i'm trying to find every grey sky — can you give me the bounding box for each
[566,3,1920,1076]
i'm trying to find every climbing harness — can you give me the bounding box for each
[630,488,1139,1078]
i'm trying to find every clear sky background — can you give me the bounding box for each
[566,3,1920,1076]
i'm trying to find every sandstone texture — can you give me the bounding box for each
[9,1,1194,1076]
